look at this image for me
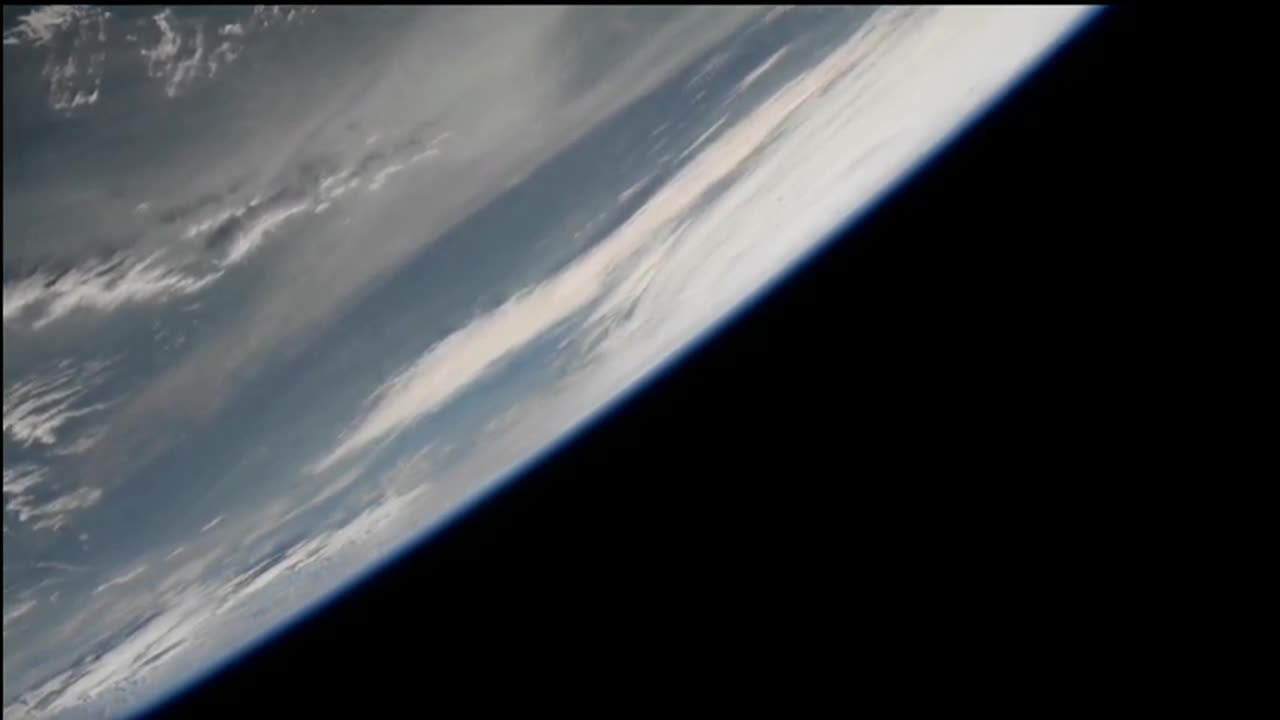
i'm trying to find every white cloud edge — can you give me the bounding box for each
[3,357,117,447]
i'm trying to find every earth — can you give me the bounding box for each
[3,5,1096,718]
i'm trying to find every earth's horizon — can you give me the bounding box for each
[3,6,1096,718]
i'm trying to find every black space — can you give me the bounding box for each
[143,7,1199,714]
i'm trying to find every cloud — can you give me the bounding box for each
[685,50,729,90]
[49,424,109,457]
[366,147,440,192]
[3,600,37,638]
[217,201,310,266]
[675,114,730,163]
[91,566,149,596]
[3,464,104,533]
[733,45,790,96]
[308,224,634,472]
[2,255,221,329]
[136,6,309,98]
[2,589,209,719]
[3,5,109,112]
[2,465,49,498]
[279,456,382,527]
[3,478,425,719]
[3,124,452,333]
[29,562,90,579]
[216,485,428,615]
[2,358,116,447]
[43,45,106,112]
[617,172,657,204]
[139,10,203,99]
[760,6,795,26]
[5,6,318,118]
[176,131,451,266]
[2,6,95,47]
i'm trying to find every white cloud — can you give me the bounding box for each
[675,113,729,163]
[309,240,614,471]
[250,5,319,30]
[33,561,89,573]
[2,5,93,47]
[4,478,420,719]
[58,85,99,110]
[3,588,209,718]
[686,50,728,90]
[138,8,247,97]
[217,485,427,615]
[2,465,48,497]
[732,45,789,96]
[219,202,310,266]
[207,40,239,77]
[279,456,380,527]
[176,133,451,268]
[164,18,205,98]
[181,205,244,241]
[3,122,454,332]
[92,566,149,596]
[618,172,656,205]
[4,465,104,533]
[2,255,221,329]
[3,600,37,638]
[45,49,103,112]
[31,488,103,531]
[3,5,111,111]
[3,358,116,447]
[136,6,319,99]
[3,5,300,110]
[139,10,184,97]
[760,6,794,26]
[49,424,108,457]
[376,442,441,495]
[367,142,445,192]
